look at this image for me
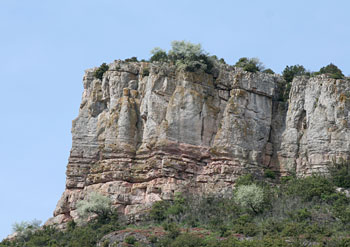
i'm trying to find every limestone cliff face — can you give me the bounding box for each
[49,60,350,225]
[278,75,350,175]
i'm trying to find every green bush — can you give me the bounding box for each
[263,68,274,74]
[329,161,350,188]
[150,47,168,63]
[102,239,110,247]
[149,200,171,222]
[169,41,214,74]
[124,235,137,245]
[162,222,181,239]
[142,67,150,76]
[279,64,309,102]
[76,192,112,220]
[125,56,138,62]
[264,169,276,179]
[149,40,215,74]
[282,64,308,82]
[12,219,42,240]
[168,233,203,247]
[149,194,186,223]
[94,63,109,80]
[234,57,264,73]
[283,175,335,202]
[234,184,264,214]
[1,213,121,247]
[317,63,344,79]
[234,174,255,186]
[149,235,158,243]
[290,208,312,222]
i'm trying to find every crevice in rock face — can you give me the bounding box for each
[297,110,307,132]
[295,109,307,163]
[200,117,204,143]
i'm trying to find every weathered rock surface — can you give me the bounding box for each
[49,60,350,225]
[278,75,350,175]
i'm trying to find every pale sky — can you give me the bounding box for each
[1,0,349,240]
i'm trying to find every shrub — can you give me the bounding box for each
[263,68,274,74]
[168,233,203,247]
[94,63,109,80]
[149,40,215,74]
[317,63,344,79]
[234,174,255,186]
[124,235,137,245]
[166,193,186,221]
[282,64,308,82]
[279,64,309,102]
[149,200,171,222]
[169,41,214,74]
[102,239,110,247]
[210,55,226,65]
[76,192,112,220]
[234,184,264,214]
[149,235,158,243]
[125,56,138,62]
[329,161,350,188]
[168,40,203,60]
[12,219,41,239]
[162,222,181,239]
[283,175,335,202]
[149,194,186,224]
[234,57,264,73]
[290,208,312,222]
[2,212,121,246]
[264,169,276,179]
[142,67,150,76]
[150,47,168,63]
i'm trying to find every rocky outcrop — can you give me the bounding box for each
[278,75,350,175]
[48,60,350,225]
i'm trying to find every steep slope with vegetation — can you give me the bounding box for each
[3,164,350,246]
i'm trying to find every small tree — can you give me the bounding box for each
[263,68,274,74]
[168,40,204,60]
[329,160,350,188]
[76,192,112,220]
[94,63,109,80]
[234,184,264,214]
[169,40,213,73]
[282,65,308,83]
[150,47,168,63]
[235,57,265,73]
[280,65,309,102]
[149,40,214,74]
[12,219,41,239]
[125,56,138,62]
[318,63,344,79]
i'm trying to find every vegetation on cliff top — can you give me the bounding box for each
[94,63,109,80]
[150,40,217,74]
[315,63,345,79]
[3,162,350,246]
[93,41,346,95]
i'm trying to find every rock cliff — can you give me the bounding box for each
[49,60,350,225]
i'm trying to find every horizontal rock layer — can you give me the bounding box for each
[48,61,350,225]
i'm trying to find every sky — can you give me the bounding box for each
[0,0,349,240]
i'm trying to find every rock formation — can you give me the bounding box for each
[48,60,350,225]
[279,75,350,175]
